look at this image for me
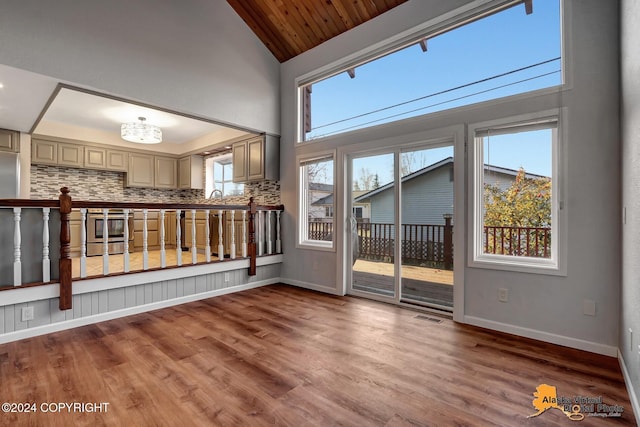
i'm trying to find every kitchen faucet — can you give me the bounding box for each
[209,189,223,203]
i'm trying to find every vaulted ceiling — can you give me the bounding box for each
[227,0,409,63]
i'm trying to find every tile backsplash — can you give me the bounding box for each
[31,165,281,205]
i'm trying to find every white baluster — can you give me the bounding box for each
[258,211,264,256]
[176,209,182,266]
[159,209,166,268]
[80,208,87,277]
[266,210,272,255]
[230,210,236,259]
[191,209,197,264]
[143,208,149,270]
[218,209,224,261]
[204,209,211,262]
[276,210,282,254]
[42,208,51,282]
[242,210,247,258]
[13,208,21,286]
[102,209,109,275]
[123,209,130,273]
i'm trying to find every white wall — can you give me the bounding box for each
[0,0,280,134]
[620,0,640,411]
[279,0,621,355]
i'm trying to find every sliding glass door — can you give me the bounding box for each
[347,143,454,311]
[350,152,396,300]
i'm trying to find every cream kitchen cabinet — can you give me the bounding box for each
[0,128,19,153]
[155,156,178,189]
[106,150,128,171]
[32,138,84,168]
[178,155,203,189]
[127,155,177,189]
[57,142,84,167]
[127,153,155,187]
[232,134,279,182]
[31,138,58,165]
[84,146,107,169]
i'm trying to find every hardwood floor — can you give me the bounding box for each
[0,285,635,426]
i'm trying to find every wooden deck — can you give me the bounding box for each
[0,284,635,426]
[353,260,453,307]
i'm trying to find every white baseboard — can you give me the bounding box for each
[463,315,618,357]
[618,350,640,419]
[0,278,278,344]
[279,278,343,296]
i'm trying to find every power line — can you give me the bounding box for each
[311,57,561,132]
[313,70,561,138]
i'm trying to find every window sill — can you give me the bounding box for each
[469,254,565,277]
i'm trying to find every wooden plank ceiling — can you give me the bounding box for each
[227,0,409,62]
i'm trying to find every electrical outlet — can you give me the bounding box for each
[224,273,230,282]
[21,306,34,322]
[583,299,596,316]
[498,288,508,303]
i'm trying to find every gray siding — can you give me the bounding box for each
[401,165,454,226]
[0,264,280,336]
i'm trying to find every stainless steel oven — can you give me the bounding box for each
[86,209,130,256]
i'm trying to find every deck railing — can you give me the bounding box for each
[308,219,551,267]
[0,187,284,310]
[483,225,551,258]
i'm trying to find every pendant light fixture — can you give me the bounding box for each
[121,116,162,144]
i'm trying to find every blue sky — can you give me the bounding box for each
[308,0,560,182]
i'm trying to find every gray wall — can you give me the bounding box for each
[0,0,280,135]
[0,263,280,338]
[621,0,640,408]
[280,0,622,353]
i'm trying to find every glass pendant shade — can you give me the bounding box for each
[121,117,162,144]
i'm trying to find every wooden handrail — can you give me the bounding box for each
[0,189,285,303]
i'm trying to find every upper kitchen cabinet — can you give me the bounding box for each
[32,138,58,164]
[84,146,107,169]
[154,156,178,189]
[85,147,129,172]
[232,134,279,183]
[57,142,84,167]
[105,150,128,172]
[0,129,19,153]
[178,155,203,189]
[127,153,155,187]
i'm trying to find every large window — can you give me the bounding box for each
[299,0,561,142]
[470,113,562,273]
[298,153,335,249]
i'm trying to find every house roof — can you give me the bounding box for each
[354,157,453,202]
[227,0,408,62]
[312,193,334,206]
[309,182,333,192]
[353,158,548,202]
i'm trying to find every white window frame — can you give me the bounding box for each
[295,0,566,144]
[297,150,336,251]
[468,109,566,275]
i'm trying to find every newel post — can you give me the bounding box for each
[443,213,453,271]
[248,197,257,276]
[59,187,73,310]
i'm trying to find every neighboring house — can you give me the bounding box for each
[308,182,333,220]
[355,158,547,227]
[311,190,370,221]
